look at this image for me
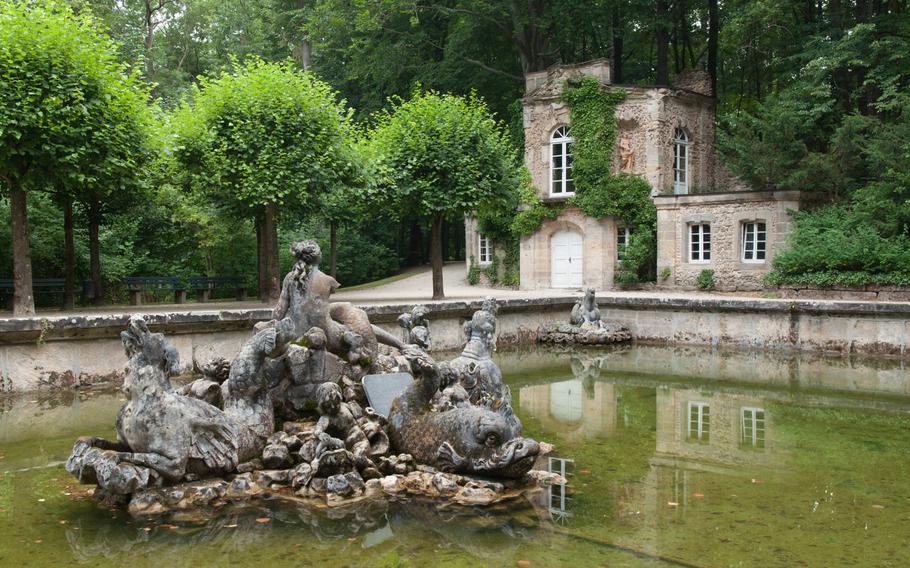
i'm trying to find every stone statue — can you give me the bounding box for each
[570,288,602,328]
[66,315,296,494]
[447,298,506,405]
[619,131,634,173]
[539,288,632,345]
[398,305,431,349]
[388,346,539,479]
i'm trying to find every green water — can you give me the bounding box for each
[2,345,910,567]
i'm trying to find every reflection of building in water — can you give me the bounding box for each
[655,387,774,468]
[518,354,618,441]
[546,457,574,524]
[519,379,617,441]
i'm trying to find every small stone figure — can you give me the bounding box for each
[447,297,506,405]
[312,382,374,473]
[538,288,632,345]
[570,288,603,328]
[619,131,635,173]
[398,305,431,349]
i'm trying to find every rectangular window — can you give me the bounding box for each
[741,222,767,263]
[617,227,632,260]
[478,235,492,265]
[689,223,711,262]
[687,401,710,442]
[741,407,766,449]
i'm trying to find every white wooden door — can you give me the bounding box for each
[551,230,583,288]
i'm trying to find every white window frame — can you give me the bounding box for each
[687,401,710,441]
[616,226,633,260]
[741,221,767,264]
[689,223,711,263]
[550,126,575,197]
[478,234,492,265]
[741,407,766,448]
[674,128,689,195]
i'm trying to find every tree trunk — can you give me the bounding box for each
[329,220,337,278]
[430,213,444,300]
[656,0,670,85]
[144,0,156,83]
[89,220,103,306]
[612,4,623,83]
[63,198,75,310]
[9,186,35,317]
[256,214,267,301]
[708,0,718,96]
[264,203,280,303]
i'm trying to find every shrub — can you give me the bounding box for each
[467,257,481,285]
[696,269,716,291]
[659,267,672,282]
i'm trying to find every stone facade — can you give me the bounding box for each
[465,58,795,291]
[655,190,800,290]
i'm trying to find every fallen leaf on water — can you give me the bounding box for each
[751,479,764,485]
[871,505,885,509]
[34,539,42,544]
[59,520,67,525]
[37,498,46,502]
[579,469,591,475]
[222,524,238,528]
[693,493,705,497]
[255,517,271,523]
[667,501,679,507]
[160,524,178,529]
[517,561,531,567]
[143,527,152,532]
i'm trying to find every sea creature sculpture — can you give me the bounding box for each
[66,315,296,493]
[570,288,602,328]
[538,288,631,345]
[388,347,539,479]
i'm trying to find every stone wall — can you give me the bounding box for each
[655,190,800,290]
[2,294,909,393]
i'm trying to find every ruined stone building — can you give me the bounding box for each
[465,59,799,291]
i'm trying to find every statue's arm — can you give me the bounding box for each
[272,272,294,319]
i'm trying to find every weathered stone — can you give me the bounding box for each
[379,475,401,493]
[453,485,497,506]
[289,463,313,490]
[432,472,458,494]
[256,469,290,486]
[262,443,292,469]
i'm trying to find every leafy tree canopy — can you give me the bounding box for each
[169,57,363,217]
[0,0,153,196]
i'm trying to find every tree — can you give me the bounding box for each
[367,91,521,299]
[169,58,362,301]
[0,1,152,315]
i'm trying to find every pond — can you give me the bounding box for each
[1,345,909,567]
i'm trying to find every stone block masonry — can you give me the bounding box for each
[1,295,908,392]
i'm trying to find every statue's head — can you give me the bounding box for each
[585,287,596,304]
[316,381,342,415]
[481,297,499,316]
[291,240,322,266]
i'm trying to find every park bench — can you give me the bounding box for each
[0,278,66,310]
[187,276,247,302]
[122,276,186,306]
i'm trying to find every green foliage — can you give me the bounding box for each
[696,269,716,291]
[0,0,153,198]
[170,58,362,216]
[467,257,480,286]
[367,90,521,222]
[659,266,672,282]
[510,170,566,236]
[766,205,910,287]
[614,231,656,289]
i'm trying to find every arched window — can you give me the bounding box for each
[673,128,689,195]
[550,126,574,196]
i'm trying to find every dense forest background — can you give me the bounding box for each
[2,0,908,302]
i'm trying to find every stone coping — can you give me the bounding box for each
[2,294,908,345]
[653,189,801,206]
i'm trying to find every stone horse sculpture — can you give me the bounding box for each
[67,316,296,494]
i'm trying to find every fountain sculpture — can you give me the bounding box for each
[537,288,632,345]
[66,241,560,516]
